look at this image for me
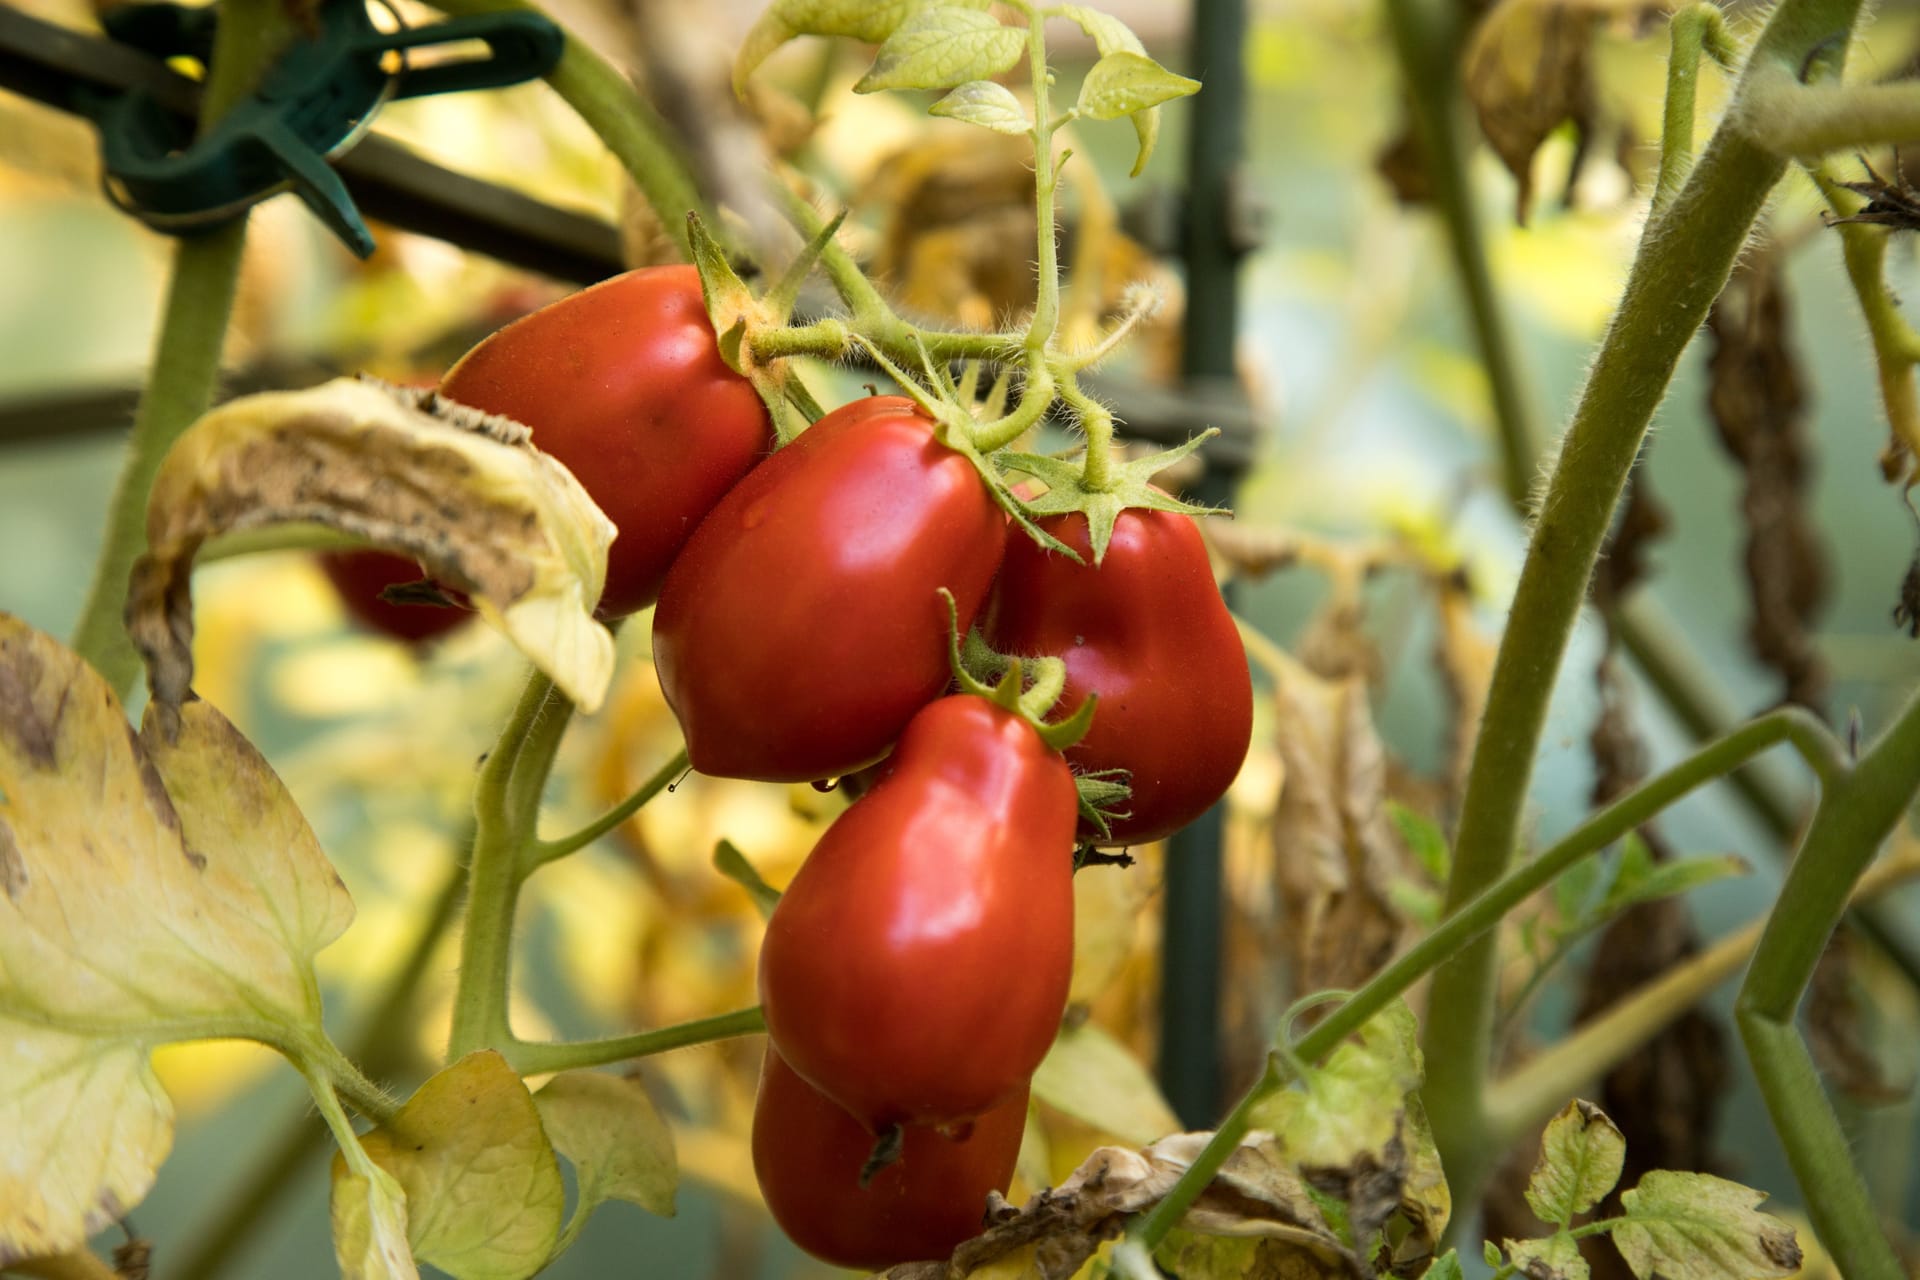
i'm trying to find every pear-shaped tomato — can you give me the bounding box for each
[985,507,1252,845]
[652,397,1008,782]
[752,1047,1025,1270]
[758,694,1075,1128]
[440,265,772,618]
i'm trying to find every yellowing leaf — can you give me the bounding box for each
[732,0,995,95]
[534,1071,678,1220]
[125,378,617,717]
[1058,6,1168,175]
[331,1163,420,1280]
[0,613,354,1264]
[855,6,1024,94]
[929,80,1031,134]
[339,1052,565,1280]
[1463,0,1601,222]
[1613,1172,1802,1280]
[1526,1100,1625,1226]
[1503,1233,1588,1280]
[1075,51,1200,121]
[1032,1023,1180,1148]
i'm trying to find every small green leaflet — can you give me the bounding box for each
[535,1072,678,1225]
[855,6,1024,95]
[1077,51,1200,119]
[1612,1172,1802,1280]
[1058,4,1168,175]
[1420,1251,1466,1280]
[1388,801,1450,881]
[930,80,1031,134]
[1526,1100,1625,1226]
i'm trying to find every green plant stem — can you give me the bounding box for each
[1380,0,1538,509]
[532,747,690,867]
[173,856,469,1280]
[1417,0,1870,1203]
[448,670,570,1058]
[1129,707,1838,1251]
[429,0,709,258]
[1489,842,1920,1146]
[1814,165,1920,464]
[1744,67,1920,158]
[1655,5,1735,215]
[1024,12,1060,354]
[68,0,299,695]
[505,1006,766,1076]
[1734,689,1920,1276]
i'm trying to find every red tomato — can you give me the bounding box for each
[319,550,470,644]
[985,507,1252,845]
[758,694,1075,1128]
[651,397,1009,782]
[439,265,772,617]
[752,1046,1026,1270]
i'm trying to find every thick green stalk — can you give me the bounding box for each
[68,0,297,694]
[1418,0,1869,1201]
[448,671,571,1058]
[1130,707,1838,1250]
[533,747,690,867]
[1023,12,1060,355]
[429,0,710,257]
[1735,689,1920,1276]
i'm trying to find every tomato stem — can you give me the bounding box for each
[504,1006,767,1076]
[532,746,691,867]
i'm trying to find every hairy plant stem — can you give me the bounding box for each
[429,0,709,257]
[68,0,297,696]
[533,746,690,866]
[1734,688,1920,1277]
[447,670,571,1058]
[176,855,471,1280]
[506,1006,766,1076]
[1416,0,1868,1207]
[1129,707,1839,1250]
[1380,0,1537,508]
[1024,13,1061,356]
[1655,5,1737,216]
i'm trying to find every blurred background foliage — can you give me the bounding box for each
[5,0,1920,1274]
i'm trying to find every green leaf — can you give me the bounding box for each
[713,840,781,919]
[1388,801,1451,881]
[732,0,991,94]
[0,614,355,1264]
[1421,1251,1466,1280]
[929,80,1032,134]
[535,1072,677,1221]
[855,6,1024,94]
[1526,1100,1625,1225]
[1076,51,1199,121]
[1251,1000,1423,1169]
[1612,1172,1803,1280]
[339,1052,564,1280]
[1601,845,1747,917]
[1000,431,1218,564]
[1503,1233,1589,1280]
[1485,1240,1506,1268]
[331,1164,420,1280]
[1031,1023,1181,1147]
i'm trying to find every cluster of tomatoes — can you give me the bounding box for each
[324,265,1253,1267]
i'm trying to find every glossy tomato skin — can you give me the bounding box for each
[759,695,1075,1128]
[440,265,772,618]
[652,397,1008,782]
[752,1047,1025,1271]
[319,550,470,644]
[985,507,1253,845]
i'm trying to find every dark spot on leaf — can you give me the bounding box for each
[0,639,64,768]
[0,817,26,900]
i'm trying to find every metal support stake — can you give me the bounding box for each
[1159,0,1253,1129]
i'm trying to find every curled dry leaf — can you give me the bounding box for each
[1269,649,1414,997]
[126,378,617,719]
[1463,0,1602,223]
[880,1131,1361,1280]
[0,613,353,1264]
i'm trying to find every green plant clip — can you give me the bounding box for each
[72,0,563,256]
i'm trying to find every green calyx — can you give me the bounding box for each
[1001,428,1223,563]
[937,588,1096,751]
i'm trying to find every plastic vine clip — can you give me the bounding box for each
[71,0,563,256]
